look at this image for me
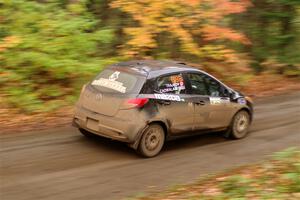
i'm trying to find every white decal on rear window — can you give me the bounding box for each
[154,94,185,102]
[109,71,120,81]
[92,78,126,93]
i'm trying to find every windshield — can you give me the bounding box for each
[90,69,146,94]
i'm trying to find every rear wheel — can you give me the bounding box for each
[228,110,250,139]
[138,124,165,158]
[79,128,94,138]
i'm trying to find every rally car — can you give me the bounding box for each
[73,60,253,157]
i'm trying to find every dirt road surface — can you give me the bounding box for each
[1,92,300,200]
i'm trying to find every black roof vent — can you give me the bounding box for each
[176,62,186,65]
[167,60,186,65]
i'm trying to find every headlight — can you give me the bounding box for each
[245,96,253,104]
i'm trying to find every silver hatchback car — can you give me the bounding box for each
[73,60,253,157]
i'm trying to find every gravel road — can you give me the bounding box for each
[1,92,300,200]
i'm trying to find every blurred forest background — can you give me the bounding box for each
[1,0,300,113]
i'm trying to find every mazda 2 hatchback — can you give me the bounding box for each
[73,60,253,157]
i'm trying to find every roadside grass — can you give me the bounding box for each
[133,147,300,200]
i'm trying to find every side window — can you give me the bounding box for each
[156,73,186,94]
[140,79,155,94]
[204,76,226,97]
[187,73,208,95]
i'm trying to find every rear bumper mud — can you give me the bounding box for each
[73,105,146,143]
[73,118,129,142]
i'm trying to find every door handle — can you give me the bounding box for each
[158,100,171,105]
[194,100,205,105]
[220,97,229,100]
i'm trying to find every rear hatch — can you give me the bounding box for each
[80,68,146,116]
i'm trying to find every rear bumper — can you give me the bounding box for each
[73,105,146,143]
[72,118,129,142]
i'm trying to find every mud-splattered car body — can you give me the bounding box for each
[73,60,253,157]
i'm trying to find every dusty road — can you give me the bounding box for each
[1,92,300,200]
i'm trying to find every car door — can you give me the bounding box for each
[186,72,233,130]
[185,73,211,130]
[203,74,233,129]
[153,73,194,134]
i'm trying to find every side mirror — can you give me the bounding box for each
[229,90,238,100]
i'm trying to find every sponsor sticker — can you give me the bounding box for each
[210,97,230,105]
[237,98,246,104]
[154,94,185,102]
[157,74,186,94]
[92,78,126,93]
[109,71,120,81]
[159,82,185,93]
[91,71,127,93]
[170,74,184,84]
[210,97,222,105]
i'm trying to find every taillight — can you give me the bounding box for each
[120,98,149,109]
[128,98,149,107]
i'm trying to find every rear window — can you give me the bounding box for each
[91,69,145,94]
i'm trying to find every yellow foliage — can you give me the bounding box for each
[0,36,21,52]
[111,0,251,61]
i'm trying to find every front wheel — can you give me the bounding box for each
[228,110,250,139]
[138,124,165,158]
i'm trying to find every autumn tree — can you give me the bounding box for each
[1,0,299,113]
[111,0,251,62]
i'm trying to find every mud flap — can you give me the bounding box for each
[128,125,149,150]
[223,127,231,138]
[72,118,79,128]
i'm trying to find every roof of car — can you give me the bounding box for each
[112,60,201,79]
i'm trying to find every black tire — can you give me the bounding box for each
[228,110,250,139]
[138,124,165,158]
[79,128,94,138]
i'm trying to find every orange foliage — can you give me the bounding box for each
[202,25,251,45]
[111,0,252,61]
[213,0,252,16]
[0,36,21,52]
